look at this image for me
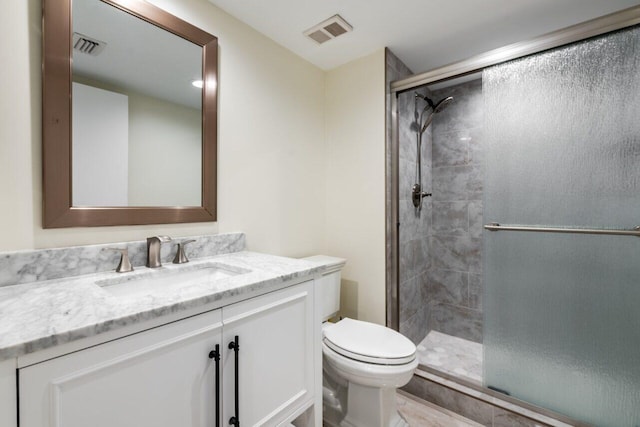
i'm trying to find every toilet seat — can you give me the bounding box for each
[322,341,418,389]
[323,318,416,365]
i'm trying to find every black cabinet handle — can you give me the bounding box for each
[209,344,221,427]
[228,336,240,427]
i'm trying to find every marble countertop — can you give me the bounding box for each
[0,251,323,361]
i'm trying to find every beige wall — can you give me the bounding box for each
[0,0,326,256]
[127,91,202,207]
[325,50,387,325]
[0,0,38,251]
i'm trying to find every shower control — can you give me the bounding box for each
[412,183,432,208]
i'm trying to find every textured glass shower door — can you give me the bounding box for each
[483,26,640,426]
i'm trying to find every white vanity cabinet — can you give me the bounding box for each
[222,280,314,426]
[17,280,316,427]
[19,309,223,427]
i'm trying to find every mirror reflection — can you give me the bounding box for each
[71,0,203,207]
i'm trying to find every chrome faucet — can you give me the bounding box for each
[146,235,172,268]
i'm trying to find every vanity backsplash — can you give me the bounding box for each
[0,233,245,288]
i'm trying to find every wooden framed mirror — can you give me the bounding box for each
[42,0,218,228]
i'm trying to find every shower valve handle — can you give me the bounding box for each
[411,184,432,208]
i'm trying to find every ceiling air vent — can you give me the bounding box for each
[304,15,352,45]
[72,32,107,56]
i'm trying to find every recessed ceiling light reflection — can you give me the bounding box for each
[191,80,204,89]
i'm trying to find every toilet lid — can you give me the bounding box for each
[323,318,416,365]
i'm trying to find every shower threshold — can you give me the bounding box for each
[417,330,483,386]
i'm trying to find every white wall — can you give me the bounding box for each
[0,0,326,256]
[325,50,387,325]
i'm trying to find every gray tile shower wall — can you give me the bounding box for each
[387,54,485,346]
[398,85,433,345]
[0,233,245,287]
[427,79,484,343]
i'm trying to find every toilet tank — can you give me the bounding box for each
[302,255,346,321]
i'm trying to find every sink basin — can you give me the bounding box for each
[97,262,248,298]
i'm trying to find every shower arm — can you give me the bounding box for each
[413,123,432,209]
[411,92,433,210]
[411,94,452,208]
[412,94,434,209]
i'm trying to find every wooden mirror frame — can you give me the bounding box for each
[42,0,218,228]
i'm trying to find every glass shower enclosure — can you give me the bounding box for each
[393,20,640,427]
[483,26,640,426]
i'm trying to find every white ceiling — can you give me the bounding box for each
[206,0,640,73]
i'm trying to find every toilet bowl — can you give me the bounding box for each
[302,256,417,427]
[322,318,417,427]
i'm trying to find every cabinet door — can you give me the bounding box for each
[0,359,17,427]
[19,309,223,427]
[222,281,314,427]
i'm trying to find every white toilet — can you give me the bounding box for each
[304,256,418,427]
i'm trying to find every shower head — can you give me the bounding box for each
[420,111,435,133]
[433,96,453,113]
[419,95,454,134]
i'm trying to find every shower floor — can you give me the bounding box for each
[417,331,483,386]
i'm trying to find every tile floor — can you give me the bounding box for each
[417,330,483,385]
[397,391,483,426]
